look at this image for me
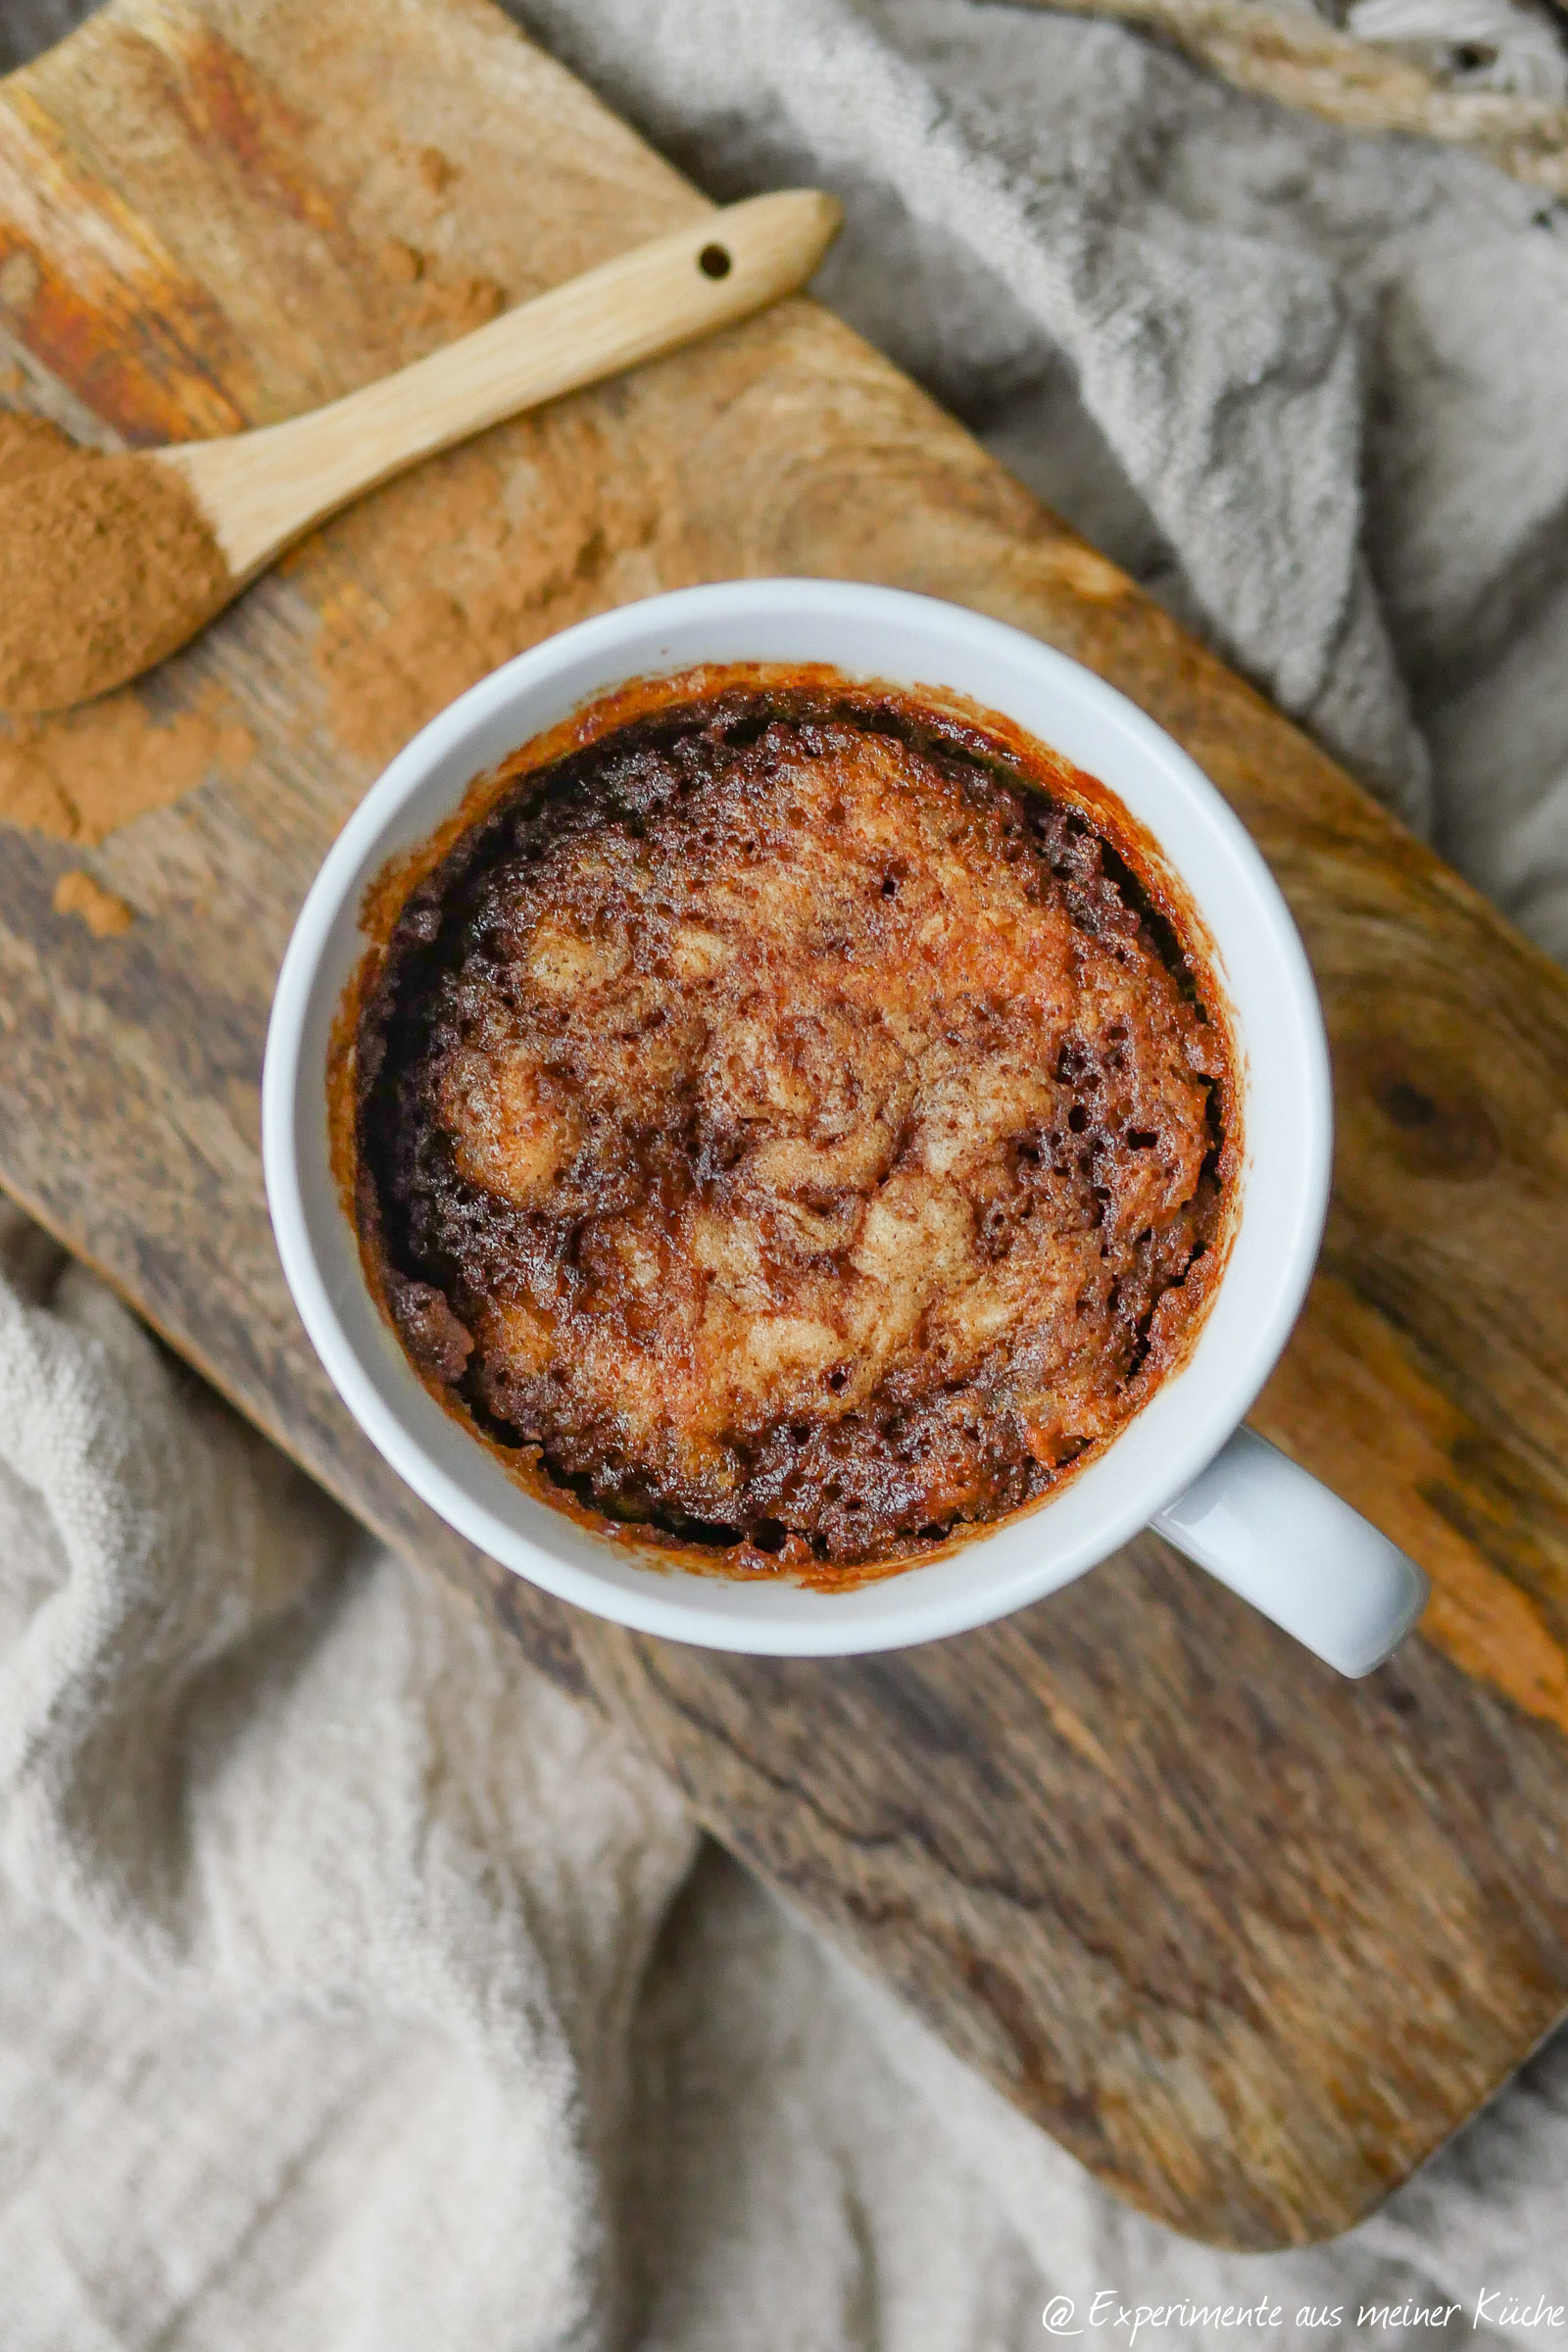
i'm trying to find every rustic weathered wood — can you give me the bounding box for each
[1,0,1567,2249]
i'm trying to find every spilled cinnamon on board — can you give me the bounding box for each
[0,416,232,715]
[53,869,135,937]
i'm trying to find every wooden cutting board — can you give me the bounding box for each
[3,0,1568,2252]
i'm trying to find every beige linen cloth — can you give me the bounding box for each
[4,0,1568,2343]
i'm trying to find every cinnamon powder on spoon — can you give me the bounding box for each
[0,416,232,714]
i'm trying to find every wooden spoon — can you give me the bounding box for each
[163,188,843,588]
[0,191,843,717]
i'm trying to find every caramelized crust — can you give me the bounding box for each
[356,681,1232,1576]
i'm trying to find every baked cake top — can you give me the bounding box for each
[355,677,1233,1581]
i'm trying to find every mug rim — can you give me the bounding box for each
[263,579,1332,1655]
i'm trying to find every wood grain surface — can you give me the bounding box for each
[2,0,1568,2250]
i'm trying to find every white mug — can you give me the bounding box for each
[263,580,1429,1676]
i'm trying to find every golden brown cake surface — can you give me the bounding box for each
[355,675,1233,1579]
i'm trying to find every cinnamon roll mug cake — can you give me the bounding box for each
[265,582,1428,1672]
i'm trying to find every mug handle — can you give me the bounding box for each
[1152,1425,1429,1677]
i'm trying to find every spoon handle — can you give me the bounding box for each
[159,191,842,584]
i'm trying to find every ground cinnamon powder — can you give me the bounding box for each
[0,416,233,714]
[52,869,135,937]
[0,679,257,844]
